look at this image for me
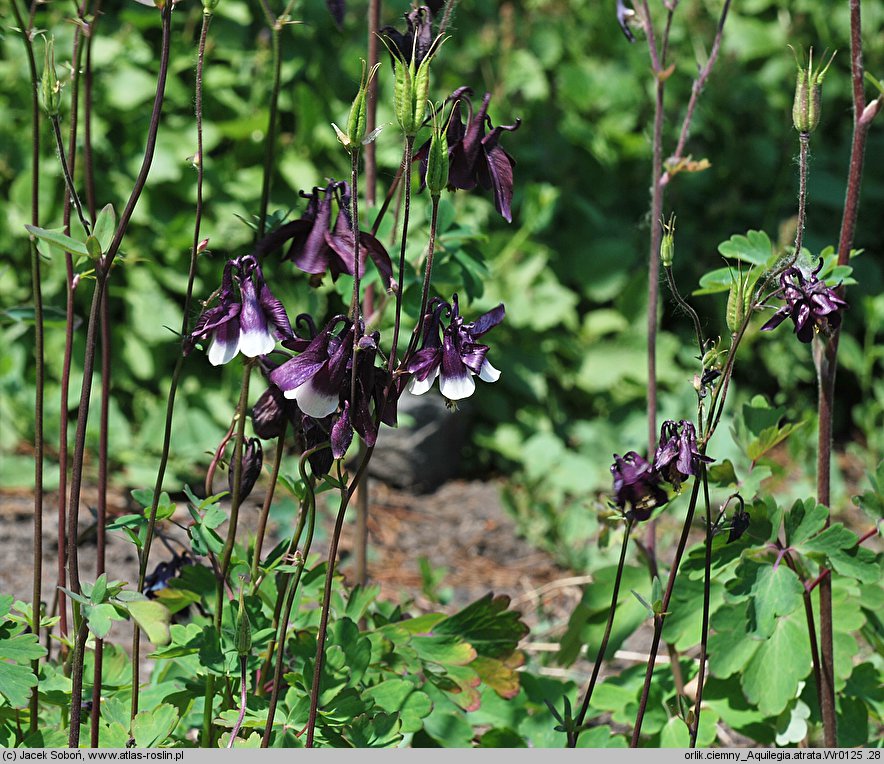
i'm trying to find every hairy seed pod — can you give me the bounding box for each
[426,120,449,198]
[393,60,414,135]
[659,214,676,267]
[726,275,745,334]
[41,38,62,118]
[235,589,252,656]
[791,48,835,134]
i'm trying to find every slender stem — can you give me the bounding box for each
[665,266,704,358]
[67,620,89,747]
[227,656,248,748]
[131,7,211,719]
[261,450,321,746]
[660,0,734,187]
[251,426,287,585]
[404,196,441,363]
[202,363,252,743]
[11,0,44,733]
[630,477,702,746]
[349,150,363,404]
[570,520,633,747]
[90,287,110,747]
[257,21,283,239]
[83,0,102,219]
[385,137,415,381]
[781,551,824,719]
[437,0,459,37]
[794,132,810,259]
[353,441,370,588]
[50,118,92,236]
[305,447,376,747]
[364,0,380,207]
[688,466,713,747]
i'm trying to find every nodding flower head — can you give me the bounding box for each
[251,181,396,292]
[760,258,848,344]
[654,419,713,489]
[186,256,293,366]
[417,88,521,222]
[406,294,505,403]
[610,451,668,522]
[269,317,394,462]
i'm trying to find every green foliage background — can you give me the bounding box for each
[1,0,882,567]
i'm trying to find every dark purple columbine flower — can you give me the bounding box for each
[380,5,436,67]
[187,255,293,366]
[654,419,713,489]
[252,181,396,292]
[269,317,395,460]
[760,259,848,344]
[144,552,193,599]
[616,0,636,42]
[407,294,505,402]
[611,452,668,522]
[417,88,521,223]
[229,437,263,503]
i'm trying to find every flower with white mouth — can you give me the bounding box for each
[406,294,505,402]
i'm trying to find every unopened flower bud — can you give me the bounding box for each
[41,38,62,118]
[426,109,449,198]
[341,61,381,151]
[791,47,835,134]
[234,579,252,656]
[228,437,263,503]
[659,213,676,267]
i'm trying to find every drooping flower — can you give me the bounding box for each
[269,317,395,460]
[379,5,436,67]
[760,259,848,343]
[252,181,396,291]
[654,419,713,489]
[407,294,505,402]
[144,552,194,599]
[186,256,293,365]
[610,452,668,522]
[417,88,521,222]
[616,0,637,43]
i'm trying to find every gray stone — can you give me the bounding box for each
[368,391,469,491]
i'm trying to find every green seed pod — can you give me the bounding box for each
[202,0,220,13]
[393,59,414,135]
[426,110,449,198]
[726,269,750,335]
[659,213,676,267]
[791,47,835,134]
[41,38,62,118]
[234,586,252,657]
[345,61,380,151]
[412,60,432,133]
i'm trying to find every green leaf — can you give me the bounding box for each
[92,573,108,604]
[86,235,102,260]
[659,716,689,747]
[432,593,529,658]
[124,599,171,646]
[0,631,47,663]
[0,661,38,708]
[24,225,89,256]
[0,594,13,619]
[785,499,828,547]
[718,230,774,265]
[708,459,738,487]
[85,602,123,639]
[801,524,881,583]
[774,699,811,746]
[748,564,804,638]
[853,461,884,520]
[707,604,760,679]
[742,613,811,716]
[93,203,116,251]
[132,703,178,747]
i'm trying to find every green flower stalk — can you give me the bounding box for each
[791,47,836,134]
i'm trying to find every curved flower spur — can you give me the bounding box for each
[185,255,293,366]
[406,294,505,403]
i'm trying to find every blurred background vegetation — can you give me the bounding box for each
[1,0,882,571]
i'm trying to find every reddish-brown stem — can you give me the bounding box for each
[10,0,44,734]
[813,0,879,746]
[688,467,712,747]
[631,477,702,746]
[364,0,381,207]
